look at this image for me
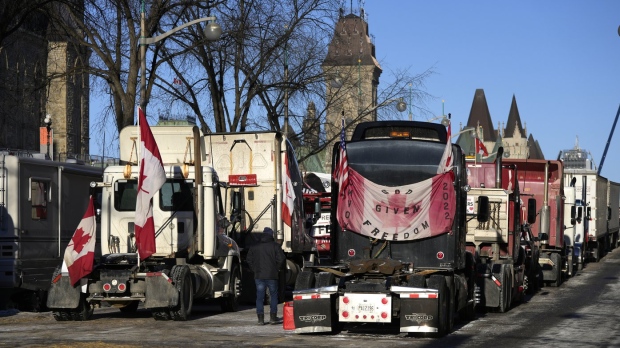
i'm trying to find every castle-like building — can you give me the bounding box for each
[455,89,544,161]
[0,4,89,160]
[300,8,543,172]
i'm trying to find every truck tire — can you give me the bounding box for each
[221,265,241,312]
[70,294,94,321]
[170,265,193,321]
[151,308,171,321]
[427,275,448,337]
[315,272,336,288]
[294,271,315,291]
[550,253,563,287]
[458,252,476,322]
[498,266,511,313]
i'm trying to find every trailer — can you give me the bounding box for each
[200,132,318,301]
[0,152,102,310]
[465,149,537,312]
[291,121,477,336]
[47,126,242,320]
[559,144,616,262]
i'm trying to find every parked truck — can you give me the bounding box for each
[563,176,586,275]
[505,159,566,286]
[0,151,102,311]
[559,145,619,262]
[47,126,242,320]
[291,121,477,336]
[302,172,333,261]
[465,149,537,312]
[200,131,318,301]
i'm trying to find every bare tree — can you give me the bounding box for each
[151,0,338,134]
[153,1,434,160]
[47,0,224,135]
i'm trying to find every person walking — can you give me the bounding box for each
[246,227,286,325]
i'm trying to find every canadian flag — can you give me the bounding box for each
[437,122,453,173]
[63,196,96,286]
[135,107,166,260]
[475,137,489,157]
[282,150,296,227]
[334,118,349,188]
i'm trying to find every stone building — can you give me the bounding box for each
[320,7,381,173]
[455,89,544,161]
[0,3,89,160]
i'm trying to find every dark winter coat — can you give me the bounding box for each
[246,234,286,280]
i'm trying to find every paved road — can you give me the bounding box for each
[2,249,620,347]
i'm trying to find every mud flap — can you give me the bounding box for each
[144,274,179,308]
[46,275,81,309]
[476,263,501,308]
[292,290,337,333]
[392,286,439,333]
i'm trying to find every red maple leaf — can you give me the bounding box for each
[139,163,151,195]
[71,227,91,254]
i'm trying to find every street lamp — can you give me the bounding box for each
[427,114,451,127]
[139,2,222,116]
[44,114,52,160]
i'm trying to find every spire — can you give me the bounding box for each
[464,89,496,142]
[505,94,526,138]
[527,133,545,159]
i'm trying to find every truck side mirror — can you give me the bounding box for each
[231,191,242,223]
[577,206,583,220]
[313,197,321,223]
[570,206,576,225]
[477,196,489,223]
[539,233,549,241]
[527,198,537,224]
[586,207,591,219]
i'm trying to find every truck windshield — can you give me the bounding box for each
[159,179,194,212]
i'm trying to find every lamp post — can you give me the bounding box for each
[139,1,222,117]
[44,114,52,160]
[427,114,451,127]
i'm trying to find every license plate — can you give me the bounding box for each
[358,305,374,312]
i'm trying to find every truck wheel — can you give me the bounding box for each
[498,266,511,313]
[567,251,575,278]
[221,265,241,312]
[294,271,315,291]
[550,253,562,287]
[315,272,336,288]
[152,308,171,321]
[458,252,476,322]
[70,294,94,321]
[427,275,448,337]
[170,265,193,321]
